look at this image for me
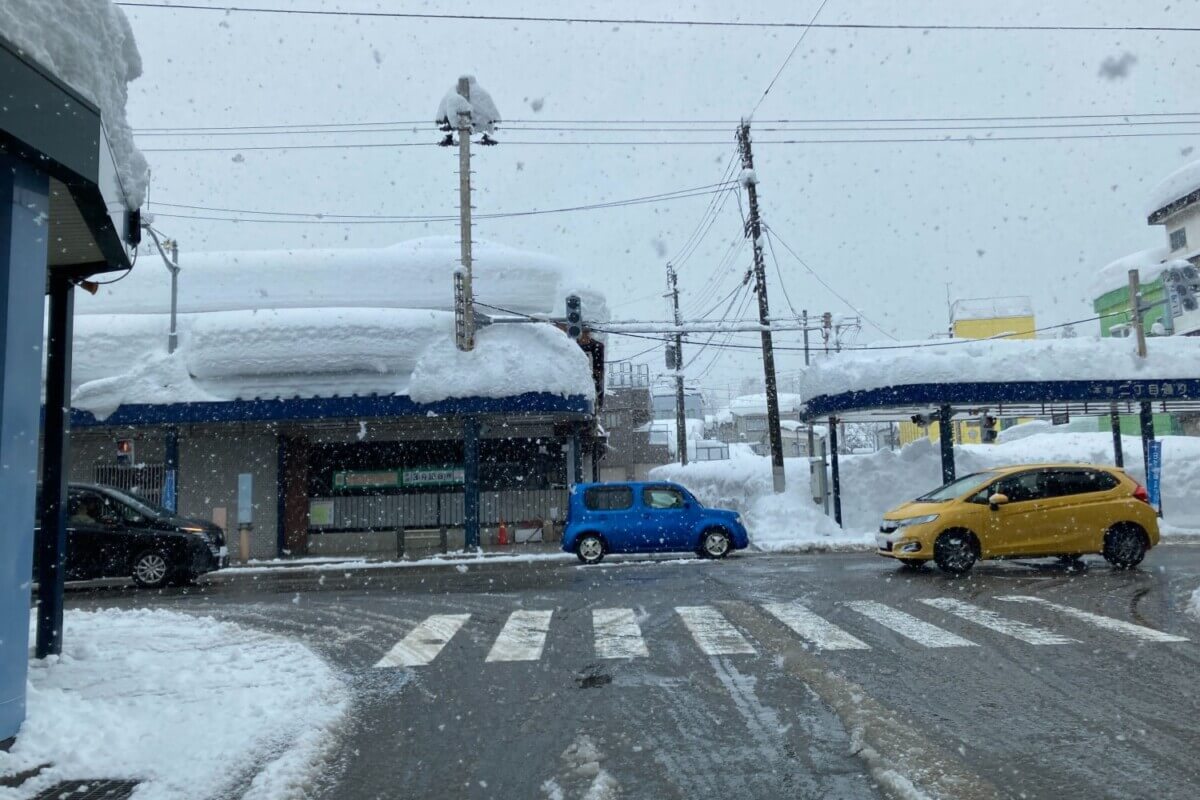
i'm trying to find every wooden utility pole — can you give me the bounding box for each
[1128,268,1147,358]
[737,121,785,492]
[667,264,688,465]
[457,76,475,351]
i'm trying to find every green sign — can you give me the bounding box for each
[402,466,465,486]
[308,499,335,526]
[332,470,401,489]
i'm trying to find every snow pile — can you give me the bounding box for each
[729,392,805,417]
[1146,157,1200,217]
[409,322,595,403]
[435,75,501,134]
[801,335,1200,401]
[1,608,347,800]
[650,451,868,551]
[0,0,148,208]
[65,237,604,416]
[1090,246,1186,297]
[1188,588,1200,621]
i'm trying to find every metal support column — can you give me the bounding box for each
[463,417,481,549]
[1139,401,1155,467]
[571,426,584,485]
[163,427,179,512]
[938,405,956,484]
[828,417,842,526]
[0,156,50,738]
[1110,404,1124,468]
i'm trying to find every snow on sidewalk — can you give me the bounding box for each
[0,609,348,800]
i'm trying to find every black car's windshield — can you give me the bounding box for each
[916,471,1003,502]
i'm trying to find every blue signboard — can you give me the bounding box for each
[162,468,177,512]
[1146,440,1163,510]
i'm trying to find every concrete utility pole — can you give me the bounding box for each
[803,308,815,460]
[142,225,180,354]
[456,76,476,351]
[737,121,786,492]
[667,264,688,465]
[1129,268,1148,359]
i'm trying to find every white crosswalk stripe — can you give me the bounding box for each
[919,598,1077,645]
[676,606,756,655]
[486,610,555,662]
[374,613,470,668]
[762,602,871,650]
[593,608,649,659]
[846,600,977,648]
[998,596,1190,643]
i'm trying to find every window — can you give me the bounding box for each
[984,471,1046,503]
[919,471,1003,502]
[1044,469,1119,497]
[1170,227,1187,251]
[68,490,120,525]
[601,410,627,429]
[742,417,768,432]
[642,486,686,509]
[583,486,633,511]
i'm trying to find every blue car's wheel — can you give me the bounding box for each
[699,529,731,559]
[576,534,605,564]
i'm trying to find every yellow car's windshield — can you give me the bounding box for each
[916,471,1003,502]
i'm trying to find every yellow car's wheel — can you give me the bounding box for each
[933,530,978,575]
[1103,524,1147,570]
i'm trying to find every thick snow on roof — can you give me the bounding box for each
[1146,158,1200,217]
[1090,245,1178,297]
[0,0,148,208]
[68,237,602,418]
[950,296,1033,321]
[802,336,1200,401]
[729,393,805,416]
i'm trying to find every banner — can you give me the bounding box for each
[1146,440,1163,510]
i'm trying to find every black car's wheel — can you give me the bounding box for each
[575,534,605,565]
[699,529,732,559]
[933,530,978,575]
[1102,524,1147,569]
[132,549,172,588]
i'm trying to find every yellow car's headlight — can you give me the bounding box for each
[893,514,938,528]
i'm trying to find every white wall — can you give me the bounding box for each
[1164,205,1200,257]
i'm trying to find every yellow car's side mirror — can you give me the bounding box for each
[988,493,1010,510]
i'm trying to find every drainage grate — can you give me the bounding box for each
[32,780,139,799]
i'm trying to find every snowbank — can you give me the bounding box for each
[653,432,1200,542]
[0,0,148,208]
[1091,246,1184,298]
[409,322,595,403]
[0,608,347,800]
[650,451,869,552]
[1146,158,1200,217]
[802,335,1200,401]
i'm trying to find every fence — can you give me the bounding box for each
[93,464,166,506]
[309,488,568,532]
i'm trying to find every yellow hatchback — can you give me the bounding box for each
[878,463,1159,574]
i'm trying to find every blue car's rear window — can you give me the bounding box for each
[584,486,634,511]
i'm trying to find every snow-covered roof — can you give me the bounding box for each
[801,336,1200,402]
[950,296,1033,322]
[1090,246,1181,298]
[1,0,148,208]
[1146,158,1200,219]
[68,237,603,419]
[729,393,805,417]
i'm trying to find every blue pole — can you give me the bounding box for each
[463,417,480,549]
[163,427,179,512]
[0,156,50,740]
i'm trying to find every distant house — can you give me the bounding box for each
[597,364,670,480]
[714,393,821,457]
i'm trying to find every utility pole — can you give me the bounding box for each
[141,225,180,354]
[803,308,815,460]
[737,121,785,492]
[667,264,688,465]
[1129,268,1148,359]
[456,76,475,351]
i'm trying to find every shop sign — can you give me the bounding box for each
[333,469,401,489]
[309,499,335,527]
[403,466,465,486]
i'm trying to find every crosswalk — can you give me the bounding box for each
[371,595,1191,669]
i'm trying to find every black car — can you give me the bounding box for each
[34,483,228,588]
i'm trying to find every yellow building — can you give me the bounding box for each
[898,297,1035,446]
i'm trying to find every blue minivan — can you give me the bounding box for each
[562,481,749,564]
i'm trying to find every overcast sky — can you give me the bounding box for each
[121,0,1200,401]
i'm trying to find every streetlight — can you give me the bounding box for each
[142,224,180,354]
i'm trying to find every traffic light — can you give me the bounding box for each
[981,415,998,444]
[116,438,135,466]
[565,294,583,339]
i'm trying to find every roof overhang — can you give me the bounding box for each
[66,391,595,428]
[1148,190,1200,226]
[802,379,1200,422]
[0,33,136,277]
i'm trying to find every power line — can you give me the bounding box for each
[763,223,898,340]
[140,130,1200,153]
[134,111,1200,133]
[752,0,831,117]
[149,183,734,224]
[115,4,1200,33]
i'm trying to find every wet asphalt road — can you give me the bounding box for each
[66,543,1200,800]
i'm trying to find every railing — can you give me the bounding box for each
[93,464,165,505]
